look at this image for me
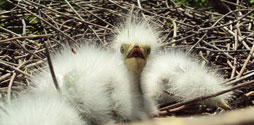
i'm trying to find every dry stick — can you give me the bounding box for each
[102,25,109,44]
[202,40,234,60]
[7,0,78,44]
[0,26,43,57]
[0,61,31,77]
[137,0,142,9]
[188,9,237,52]
[160,79,254,111]
[245,91,254,97]
[199,51,209,63]
[44,41,61,93]
[221,0,247,8]
[239,32,254,44]
[136,0,148,24]
[228,44,237,78]
[65,3,104,45]
[64,1,104,45]
[134,1,170,45]
[138,5,178,39]
[129,4,135,23]
[225,71,254,86]
[21,19,26,35]
[108,0,131,11]
[64,0,83,20]
[10,41,43,60]
[7,61,26,103]
[140,1,177,44]
[0,34,53,43]
[40,11,61,30]
[123,1,189,29]
[63,0,84,47]
[24,0,111,31]
[227,60,240,76]
[89,26,104,44]
[0,73,11,81]
[73,2,115,28]
[7,72,16,103]
[237,43,254,78]
[0,26,20,36]
[188,33,207,52]
[231,26,239,78]
[223,26,250,52]
[167,33,195,45]
[196,47,248,53]
[85,3,126,18]
[199,9,254,31]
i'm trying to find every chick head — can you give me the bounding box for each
[113,17,161,74]
[120,43,151,74]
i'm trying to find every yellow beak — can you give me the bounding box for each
[127,44,145,59]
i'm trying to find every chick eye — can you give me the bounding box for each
[120,46,124,54]
[146,48,151,55]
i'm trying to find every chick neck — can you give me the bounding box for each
[124,57,146,94]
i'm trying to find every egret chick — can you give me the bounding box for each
[112,17,161,74]
[31,44,151,124]
[112,17,161,115]
[141,50,232,110]
[0,91,84,125]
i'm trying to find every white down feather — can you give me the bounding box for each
[30,44,151,124]
[0,91,84,125]
[141,50,232,109]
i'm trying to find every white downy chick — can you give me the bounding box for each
[141,50,232,110]
[0,90,84,125]
[112,16,162,116]
[112,16,160,54]
[31,43,151,124]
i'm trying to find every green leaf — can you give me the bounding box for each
[177,0,186,5]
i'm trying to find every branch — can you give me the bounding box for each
[43,41,61,93]
[160,80,254,111]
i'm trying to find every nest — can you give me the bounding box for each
[0,0,254,117]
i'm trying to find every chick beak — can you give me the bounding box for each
[218,99,231,110]
[127,45,145,59]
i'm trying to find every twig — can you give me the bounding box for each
[7,72,16,103]
[21,19,26,35]
[160,79,254,111]
[0,73,11,81]
[64,0,84,21]
[7,0,78,44]
[7,61,26,103]
[0,60,31,77]
[188,33,207,52]
[24,0,112,30]
[73,2,115,28]
[237,43,254,78]
[0,34,53,43]
[88,26,104,44]
[199,9,254,31]
[202,40,234,60]
[43,41,61,93]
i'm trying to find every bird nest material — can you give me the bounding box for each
[0,0,254,119]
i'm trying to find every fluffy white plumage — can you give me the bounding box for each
[0,91,84,125]
[30,44,151,124]
[111,17,162,116]
[0,15,233,125]
[141,50,232,109]
[112,17,161,54]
